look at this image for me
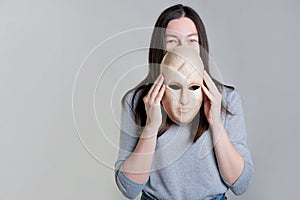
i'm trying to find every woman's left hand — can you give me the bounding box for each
[202,70,222,126]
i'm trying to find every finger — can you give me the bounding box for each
[150,75,164,103]
[154,84,165,104]
[203,71,219,94]
[147,74,162,99]
[202,84,214,101]
[203,92,209,103]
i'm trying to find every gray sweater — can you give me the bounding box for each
[115,87,254,200]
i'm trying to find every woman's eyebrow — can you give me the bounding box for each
[187,33,198,37]
[165,34,178,38]
[166,33,198,38]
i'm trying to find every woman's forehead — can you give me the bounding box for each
[166,17,198,36]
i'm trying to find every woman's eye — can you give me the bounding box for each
[189,85,200,90]
[166,39,178,44]
[168,84,181,90]
[189,39,198,43]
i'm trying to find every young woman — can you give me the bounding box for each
[115,4,254,200]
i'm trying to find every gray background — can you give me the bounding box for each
[1,0,299,199]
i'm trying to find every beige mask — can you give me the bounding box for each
[160,46,204,125]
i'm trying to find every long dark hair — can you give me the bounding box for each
[123,4,232,142]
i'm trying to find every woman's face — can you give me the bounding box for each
[165,17,200,53]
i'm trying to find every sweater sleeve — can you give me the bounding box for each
[114,92,147,199]
[223,89,254,195]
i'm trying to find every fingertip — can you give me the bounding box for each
[160,74,164,80]
[201,85,208,94]
[160,84,165,92]
[204,70,209,77]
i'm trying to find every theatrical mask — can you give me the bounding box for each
[160,46,204,125]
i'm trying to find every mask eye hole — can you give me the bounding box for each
[188,85,200,91]
[168,84,181,90]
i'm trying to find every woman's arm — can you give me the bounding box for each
[202,71,253,190]
[209,122,244,185]
[122,126,158,184]
[121,74,165,183]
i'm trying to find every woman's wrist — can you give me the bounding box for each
[209,119,224,138]
[140,125,159,139]
[209,116,223,127]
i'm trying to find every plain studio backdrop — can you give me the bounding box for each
[1,0,299,199]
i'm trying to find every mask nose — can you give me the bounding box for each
[180,88,190,105]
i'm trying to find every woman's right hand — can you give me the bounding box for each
[143,74,165,133]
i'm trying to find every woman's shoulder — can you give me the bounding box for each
[222,85,244,113]
[122,89,136,104]
[222,85,237,98]
[122,86,146,108]
[222,84,241,98]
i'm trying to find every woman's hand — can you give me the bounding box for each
[143,74,165,133]
[202,70,222,126]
